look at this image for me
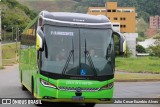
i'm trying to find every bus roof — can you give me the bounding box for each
[41,11,110,24]
[40,11,112,28]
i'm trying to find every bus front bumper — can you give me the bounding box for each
[39,98,112,104]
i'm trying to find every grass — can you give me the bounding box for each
[115,73,160,82]
[2,59,18,66]
[0,66,4,69]
[2,42,20,66]
[116,57,160,74]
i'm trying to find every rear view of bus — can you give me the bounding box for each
[19,11,126,107]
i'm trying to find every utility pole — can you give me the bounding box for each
[12,27,13,41]
[0,8,2,66]
[16,26,18,61]
[18,27,19,41]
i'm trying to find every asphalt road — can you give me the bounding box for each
[0,64,160,107]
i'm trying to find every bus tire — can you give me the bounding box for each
[22,84,27,91]
[21,71,27,91]
[31,77,34,97]
[31,77,43,106]
[85,103,96,107]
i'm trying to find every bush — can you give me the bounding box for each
[136,45,146,53]
[149,39,160,57]
[124,46,132,57]
[138,32,145,37]
[150,46,160,57]
[153,34,160,39]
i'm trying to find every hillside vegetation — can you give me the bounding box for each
[1,0,37,32]
[2,0,159,36]
[17,0,78,12]
[16,0,160,23]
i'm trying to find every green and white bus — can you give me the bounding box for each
[19,11,126,106]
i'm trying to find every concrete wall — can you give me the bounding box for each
[123,33,138,56]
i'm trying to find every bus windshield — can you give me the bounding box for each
[41,25,114,76]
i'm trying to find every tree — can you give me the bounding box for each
[137,18,148,33]
[138,11,150,22]
[1,0,37,38]
[138,32,145,37]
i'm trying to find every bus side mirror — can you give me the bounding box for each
[36,27,44,51]
[113,32,126,54]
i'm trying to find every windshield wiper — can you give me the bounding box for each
[44,38,48,58]
[72,39,74,64]
[84,39,97,76]
[85,50,97,76]
[106,43,112,61]
[85,39,87,64]
[62,39,74,74]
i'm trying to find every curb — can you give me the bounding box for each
[115,79,160,82]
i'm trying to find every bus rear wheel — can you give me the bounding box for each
[31,77,34,97]
[21,84,27,91]
[85,103,96,107]
[21,71,27,91]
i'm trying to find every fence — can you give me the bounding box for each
[1,42,20,66]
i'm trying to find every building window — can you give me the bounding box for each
[120,25,126,28]
[91,10,100,12]
[117,10,122,12]
[120,17,126,20]
[112,10,116,12]
[101,10,106,12]
[113,25,119,27]
[123,10,131,13]
[107,10,111,12]
[114,17,118,20]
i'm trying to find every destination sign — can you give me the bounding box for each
[51,31,74,36]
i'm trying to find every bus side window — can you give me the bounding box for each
[37,51,40,68]
[39,18,42,26]
[106,43,112,60]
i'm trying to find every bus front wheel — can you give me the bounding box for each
[31,77,42,106]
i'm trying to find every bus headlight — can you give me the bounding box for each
[40,79,57,89]
[100,82,114,90]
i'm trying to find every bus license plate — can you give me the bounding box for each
[72,96,84,101]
